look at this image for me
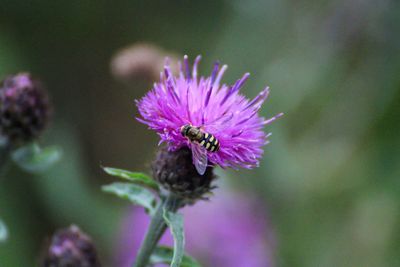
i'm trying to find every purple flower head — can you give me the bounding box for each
[136,55,282,170]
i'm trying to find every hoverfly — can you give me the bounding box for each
[180,124,220,175]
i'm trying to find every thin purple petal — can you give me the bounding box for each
[136,55,282,170]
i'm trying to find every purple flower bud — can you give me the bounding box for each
[43,225,101,267]
[0,73,50,145]
[152,146,216,203]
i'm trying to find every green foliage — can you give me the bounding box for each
[150,246,201,267]
[102,167,159,191]
[163,210,185,267]
[102,182,157,214]
[0,219,7,243]
[101,167,160,215]
[11,143,61,173]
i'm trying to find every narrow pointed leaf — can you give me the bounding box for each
[163,209,185,267]
[102,182,157,214]
[11,143,61,173]
[150,246,201,267]
[102,167,159,191]
[0,219,8,242]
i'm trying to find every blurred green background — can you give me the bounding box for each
[0,0,399,266]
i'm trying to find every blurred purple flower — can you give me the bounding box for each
[136,55,282,170]
[114,189,275,267]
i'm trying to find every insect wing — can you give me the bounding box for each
[190,143,208,175]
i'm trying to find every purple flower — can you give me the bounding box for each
[114,188,275,267]
[136,55,282,170]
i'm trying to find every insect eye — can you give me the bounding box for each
[181,125,189,136]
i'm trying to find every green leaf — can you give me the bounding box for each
[163,209,185,267]
[102,182,157,214]
[150,246,201,267]
[102,167,159,191]
[11,143,62,173]
[0,219,8,243]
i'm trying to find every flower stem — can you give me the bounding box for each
[133,193,182,267]
[0,144,10,179]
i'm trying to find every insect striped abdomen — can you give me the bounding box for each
[200,133,220,152]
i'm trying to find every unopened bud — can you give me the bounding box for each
[43,225,101,267]
[111,43,179,82]
[0,73,50,145]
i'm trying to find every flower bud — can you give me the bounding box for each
[43,225,101,267]
[0,73,50,145]
[111,43,179,82]
[151,146,216,203]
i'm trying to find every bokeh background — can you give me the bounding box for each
[1,0,399,266]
